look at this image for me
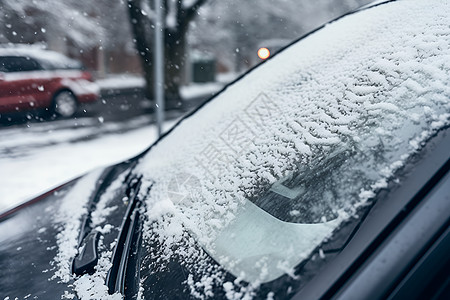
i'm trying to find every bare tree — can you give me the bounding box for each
[127,0,207,105]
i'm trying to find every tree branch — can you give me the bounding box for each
[183,0,208,26]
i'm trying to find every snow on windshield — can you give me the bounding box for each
[136,0,450,298]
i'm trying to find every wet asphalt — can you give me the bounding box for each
[0,86,210,129]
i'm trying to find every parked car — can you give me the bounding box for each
[0,46,99,118]
[1,0,449,299]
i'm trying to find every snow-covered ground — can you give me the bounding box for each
[96,75,145,90]
[0,116,177,212]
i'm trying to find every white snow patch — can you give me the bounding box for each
[90,171,127,227]
[0,119,177,212]
[96,75,145,89]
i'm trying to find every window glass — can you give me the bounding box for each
[0,56,42,72]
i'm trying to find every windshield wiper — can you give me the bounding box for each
[72,231,101,275]
[106,175,146,295]
[71,163,145,288]
[72,166,118,276]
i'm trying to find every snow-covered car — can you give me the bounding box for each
[1,0,450,299]
[0,46,99,118]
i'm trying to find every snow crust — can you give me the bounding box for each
[135,0,450,298]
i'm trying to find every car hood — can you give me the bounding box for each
[0,160,135,299]
[0,179,80,299]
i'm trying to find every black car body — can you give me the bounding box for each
[1,0,449,299]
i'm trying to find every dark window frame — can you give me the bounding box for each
[0,56,44,73]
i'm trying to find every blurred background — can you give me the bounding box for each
[0,0,371,210]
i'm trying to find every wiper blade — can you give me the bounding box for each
[71,164,141,278]
[72,231,100,275]
[106,175,144,295]
[72,166,117,276]
[109,206,141,294]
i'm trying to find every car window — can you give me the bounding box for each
[0,56,42,72]
[135,0,450,297]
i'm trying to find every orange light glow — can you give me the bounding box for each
[257,47,270,60]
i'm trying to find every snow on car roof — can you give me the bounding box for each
[0,45,54,58]
[0,44,82,69]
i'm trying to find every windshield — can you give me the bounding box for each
[136,0,450,296]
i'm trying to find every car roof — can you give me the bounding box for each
[0,45,57,58]
[0,45,81,68]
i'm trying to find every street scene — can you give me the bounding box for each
[1,0,449,300]
[0,73,231,211]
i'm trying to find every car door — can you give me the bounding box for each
[0,56,51,113]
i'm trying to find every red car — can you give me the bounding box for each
[0,47,99,118]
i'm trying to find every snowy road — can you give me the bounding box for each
[0,116,177,212]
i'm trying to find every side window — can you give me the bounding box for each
[0,56,42,72]
[0,57,9,72]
